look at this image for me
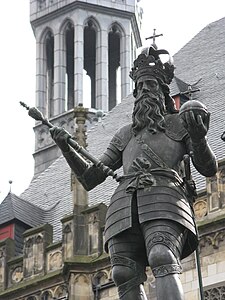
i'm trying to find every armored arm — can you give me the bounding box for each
[187,136,217,177]
[50,126,123,191]
[78,143,123,191]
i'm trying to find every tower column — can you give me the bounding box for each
[53,30,66,115]
[96,28,109,111]
[36,37,47,116]
[74,15,84,106]
[121,32,131,100]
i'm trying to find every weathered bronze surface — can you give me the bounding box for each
[50,45,217,300]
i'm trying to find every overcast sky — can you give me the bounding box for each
[0,0,225,202]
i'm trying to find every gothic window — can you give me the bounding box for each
[45,31,54,118]
[84,19,97,108]
[207,175,219,211]
[108,24,121,110]
[41,291,53,300]
[204,286,225,299]
[219,168,225,207]
[65,22,74,110]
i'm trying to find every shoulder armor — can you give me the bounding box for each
[165,113,188,141]
[110,124,133,151]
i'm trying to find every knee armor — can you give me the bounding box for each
[111,255,147,298]
[148,241,182,278]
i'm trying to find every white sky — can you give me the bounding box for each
[0,0,225,202]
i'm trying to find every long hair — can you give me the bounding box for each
[132,89,167,135]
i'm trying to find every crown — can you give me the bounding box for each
[129,46,175,85]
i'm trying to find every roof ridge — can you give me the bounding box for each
[11,192,46,212]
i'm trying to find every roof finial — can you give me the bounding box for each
[9,180,13,192]
[146,29,163,49]
[180,79,202,100]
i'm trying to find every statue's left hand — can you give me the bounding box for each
[181,110,210,143]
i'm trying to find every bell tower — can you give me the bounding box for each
[30,0,142,175]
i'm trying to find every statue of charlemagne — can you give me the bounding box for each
[50,46,217,299]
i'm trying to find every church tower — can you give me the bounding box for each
[30,0,142,175]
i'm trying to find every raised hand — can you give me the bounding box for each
[180,110,210,143]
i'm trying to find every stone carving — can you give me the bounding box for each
[63,223,71,234]
[37,128,52,149]
[36,234,43,244]
[204,285,225,299]
[37,0,46,10]
[49,251,63,271]
[24,237,34,258]
[199,230,225,250]
[11,266,23,283]
[54,285,68,298]
[93,271,109,286]
[41,290,53,300]
[193,199,208,219]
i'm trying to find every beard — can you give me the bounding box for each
[132,91,166,135]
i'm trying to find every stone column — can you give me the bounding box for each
[53,29,66,116]
[72,104,89,256]
[96,28,109,111]
[74,14,84,106]
[36,37,47,116]
[72,104,89,208]
[120,32,131,100]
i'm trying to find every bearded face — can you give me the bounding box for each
[132,76,166,135]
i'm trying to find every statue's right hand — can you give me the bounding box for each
[50,126,71,152]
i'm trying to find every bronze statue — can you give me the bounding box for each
[50,46,217,300]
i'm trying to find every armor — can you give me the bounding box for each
[50,44,218,300]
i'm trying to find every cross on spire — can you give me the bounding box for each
[146,29,163,49]
[180,78,202,100]
[180,85,200,100]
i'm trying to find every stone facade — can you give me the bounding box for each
[1,173,225,299]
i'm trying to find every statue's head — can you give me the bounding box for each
[130,46,177,135]
[130,46,177,114]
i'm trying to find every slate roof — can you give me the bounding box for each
[16,17,225,241]
[0,192,44,227]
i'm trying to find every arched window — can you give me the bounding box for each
[41,291,53,300]
[84,19,97,108]
[65,22,74,110]
[108,24,121,110]
[45,31,54,117]
[219,169,225,208]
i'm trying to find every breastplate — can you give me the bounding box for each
[122,129,186,175]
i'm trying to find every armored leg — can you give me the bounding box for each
[111,255,147,299]
[108,221,148,300]
[142,220,187,300]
